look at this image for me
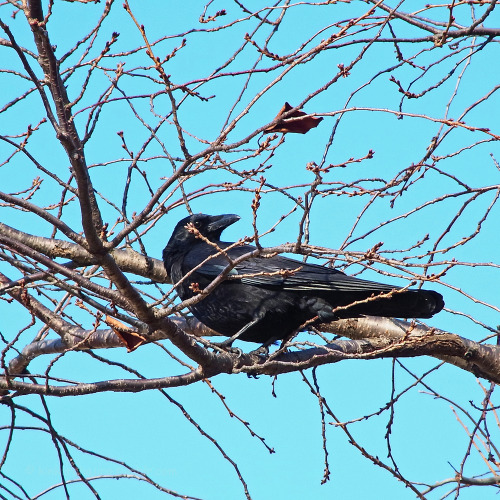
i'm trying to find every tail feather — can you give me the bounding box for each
[336,289,444,319]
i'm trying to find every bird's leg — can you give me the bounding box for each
[248,335,280,356]
[211,317,261,350]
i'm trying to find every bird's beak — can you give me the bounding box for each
[207,214,240,233]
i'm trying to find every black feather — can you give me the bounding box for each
[163,214,444,345]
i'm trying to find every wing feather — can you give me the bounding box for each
[185,243,399,293]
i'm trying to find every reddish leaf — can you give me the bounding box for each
[264,102,323,134]
[105,316,147,352]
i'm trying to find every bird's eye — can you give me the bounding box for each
[194,221,201,228]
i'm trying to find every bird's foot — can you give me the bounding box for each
[210,340,243,358]
[249,345,270,357]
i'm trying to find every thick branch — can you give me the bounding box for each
[234,317,500,384]
[25,0,104,250]
[5,314,500,396]
[0,235,135,310]
[0,223,167,282]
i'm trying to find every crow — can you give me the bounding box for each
[163,214,444,347]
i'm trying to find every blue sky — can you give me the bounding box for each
[1,1,500,499]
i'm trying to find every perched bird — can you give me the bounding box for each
[163,214,444,346]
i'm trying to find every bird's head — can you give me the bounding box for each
[165,213,241,249]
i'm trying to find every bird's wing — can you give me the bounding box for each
[238,258,398,292]
[186,244,398,293]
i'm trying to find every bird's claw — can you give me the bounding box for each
[249,345,269,357]
[230,347,244,358]
[210,341,243,358]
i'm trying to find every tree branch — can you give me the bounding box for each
[0,223,167,282]
[5,314,500,396]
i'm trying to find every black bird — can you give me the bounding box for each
[163,214,444,346]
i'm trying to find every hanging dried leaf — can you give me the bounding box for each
[105,316,147,352]
[264,102,323,134]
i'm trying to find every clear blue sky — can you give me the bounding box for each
[1,1,500,499]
